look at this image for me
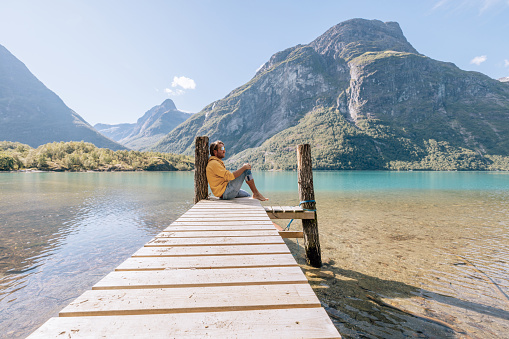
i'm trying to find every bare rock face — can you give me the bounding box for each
[309,19,419,61]
[153,19,509,169]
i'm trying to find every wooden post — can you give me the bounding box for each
[194,136,209,204]
[297,144,322,268]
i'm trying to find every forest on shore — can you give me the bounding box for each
[0,141,194,172]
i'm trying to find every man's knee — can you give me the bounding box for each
[244,169,253,182]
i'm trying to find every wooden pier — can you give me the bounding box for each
[28,197,340,338]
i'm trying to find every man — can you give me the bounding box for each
[206,140,268,201]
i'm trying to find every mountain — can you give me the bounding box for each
[499,77,509,83]
[95,99,192,150]
[94,123,135,142]
[0,44,124,150]
[152,19,509,170]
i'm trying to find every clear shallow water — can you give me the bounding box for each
[1,171,508,338]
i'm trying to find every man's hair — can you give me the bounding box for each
[210,140,224,156]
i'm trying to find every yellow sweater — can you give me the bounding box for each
[206,156,235,197]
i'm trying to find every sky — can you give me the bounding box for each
[0,0,508,125]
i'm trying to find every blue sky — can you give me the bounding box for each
[1,0,508,125]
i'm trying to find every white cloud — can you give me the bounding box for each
[164,88,185,96]
[163,76,196,97]
[470,55,487,65]
[505,59,509,67]
[171,76,196,90]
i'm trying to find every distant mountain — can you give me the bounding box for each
[94,123,135,142]
[499,77,509,83]
[95,99,192,150]
[0,44,124,150]
[152,19,509,170]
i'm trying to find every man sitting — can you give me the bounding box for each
[206,140,268,201]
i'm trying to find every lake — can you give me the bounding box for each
[1,171,508,338]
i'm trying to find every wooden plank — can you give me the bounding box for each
[181,210,266,217]
[28,308,340,338]
[189,203,262,209]
[161,225,277,232]
[115,253,299,271]
[156,230,280,237]
[182,211,266,215]
[60,284,321,317]
[195,202,262,209]
[176,215,270,222]
[198,198,261,204]
[132,244,291,257]
[170,219,272,224]
[92,266,308,290]
[181,209,267,214]
[167,220,274,227]
[189,206,262,211]
[145,236,284,247]
[266,211,315,219]
[279,231,304,239]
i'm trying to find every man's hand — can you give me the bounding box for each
[233,163,252,179]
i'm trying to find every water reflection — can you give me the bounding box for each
[0,172,194,338]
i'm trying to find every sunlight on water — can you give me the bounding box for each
[1,171,508,338]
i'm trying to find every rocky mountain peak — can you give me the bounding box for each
[96,99,193,150]
[160,98,177,111]
[309,18,419,61]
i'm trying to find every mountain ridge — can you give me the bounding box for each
[152,18,509,170]
[0,44,124,150]
[95,99,192,150]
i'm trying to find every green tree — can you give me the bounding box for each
[0,153,15,171]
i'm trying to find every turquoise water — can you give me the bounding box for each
[259,170,509,192]
[1,171,508,338]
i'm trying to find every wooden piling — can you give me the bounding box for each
[194,136,209,204]
[297,144,322,268]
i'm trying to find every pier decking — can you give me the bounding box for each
[28,198,340,338]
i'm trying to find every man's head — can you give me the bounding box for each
[210,140,226,159]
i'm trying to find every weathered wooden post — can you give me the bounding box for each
[297,144,322,268]
[194,136,209,204]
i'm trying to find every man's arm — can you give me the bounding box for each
[232,163,251,179]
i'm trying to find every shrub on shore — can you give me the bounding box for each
[0,141,194,171]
